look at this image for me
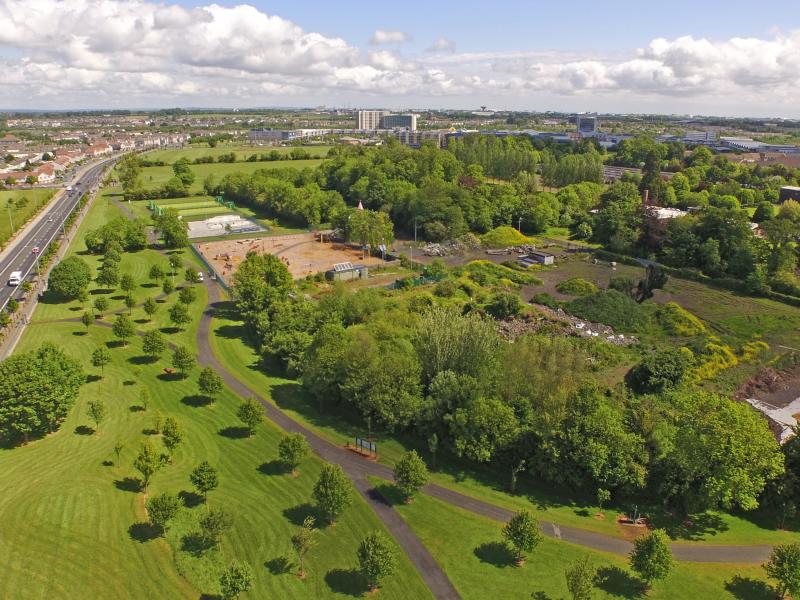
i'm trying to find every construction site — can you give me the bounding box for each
[194,231,386,282]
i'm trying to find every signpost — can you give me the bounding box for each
[354,437,377,458]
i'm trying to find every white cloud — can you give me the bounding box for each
[426,37,456,53]
[0,1,799,115]
[369,30,411,45]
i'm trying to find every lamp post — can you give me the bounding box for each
[6,200,14,235]
[409,216,419,273]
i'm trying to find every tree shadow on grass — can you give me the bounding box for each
[142,283,158,289]
[111,294,125,301]
[129,405,146,413]
[324,568,365,597]
[473,542,515,568]
[74,425,94,436]
[114,477,142,493]
[258,460,288,476]
[122,380,136,386]
[265,556,293,575]
[134,318,149,324]
[69,306,82,312]
[370,482,403,506]
[102,460,114,467]
[530,593,554,600]
[157,372,183,382]
[105,340,126,349]
[182,394,212,408]
[199,595,221,600]
[72,330,88,336]
[724,576,774,600]
[181,533,214,556]
[86,375,102,384]
[648,511,729,542]
[283,503,318,527]
[128,521,159,543]
[160,326,181,335]
[218,426,250,439]
[214,324,245,340]
[596,566,644,598]
[178,490,204,508]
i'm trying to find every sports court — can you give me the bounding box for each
[195,232,385,282]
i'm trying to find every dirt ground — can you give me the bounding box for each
[195,232,385,282]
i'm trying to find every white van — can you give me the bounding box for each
[8,271,22,286]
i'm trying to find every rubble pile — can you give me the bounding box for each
[421,234,481,256]
[504,304,640,346]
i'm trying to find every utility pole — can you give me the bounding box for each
[6,201,14,235]
[518,216,522,233]
[409,216,418,273]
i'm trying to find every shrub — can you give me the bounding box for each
[555,277,598,296]
[655,302,707,337]
[463,260,542,288]
[531,292,561,308]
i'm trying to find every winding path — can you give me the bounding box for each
[194,278,776,568]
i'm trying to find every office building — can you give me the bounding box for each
[379,113,418,130]
[249,128,329,142]
[780,186,800,203]
[356,110,391,130]
[575,113,599,135]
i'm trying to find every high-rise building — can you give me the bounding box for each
[357,110,390,130]
[575,113,598,135]
[356,110,418,131]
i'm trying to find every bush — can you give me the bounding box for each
[481,226,531,248]
[462,260,542,287]
[566,290,648,331]
[655,302,707,337]
[531,292,561,308]
[555,277,598,296]
[485,291,524,319]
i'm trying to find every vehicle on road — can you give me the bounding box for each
[32,247,40,255]
[197,271,204,282]
[66,186,72,192]
[8,271,22,286]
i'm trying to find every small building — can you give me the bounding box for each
[518,250,554,267]
[780,186,800,203]
[325,262,369,281]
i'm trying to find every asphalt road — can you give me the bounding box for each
[0,160,112,310]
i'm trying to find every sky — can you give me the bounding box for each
[0,0,799,116]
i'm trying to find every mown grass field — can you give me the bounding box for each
[0,195,431,599]
[0,188,55,245]
[208,303,800,547]
[143,145,332,164]
[374,480,776,600]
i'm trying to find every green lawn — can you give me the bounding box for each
[0,188,55,246]
[209,302,800,547]
[137,160,325,195]
[375,480,775,600]
[143,145,332,164]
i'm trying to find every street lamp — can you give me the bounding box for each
[409,216,419,273]
[6,200,14,235]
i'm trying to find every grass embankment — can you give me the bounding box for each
[143,145,332,164]
[372,479,774,600]
[0,188,55,246]
[208,304,800,546]
[1,195,431,599]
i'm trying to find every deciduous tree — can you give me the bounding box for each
[219,561,253,600]
[237,397,263,436]
[134,440,163,491]
[291,516,316,577]
[91,345,111,375]
[312,463,352,524]
[49,256,92,300]
[190,461,218,500]
[87,398,106,433]
[142,329,165,360]
[171,346,195,377]
[278,433,310,473]
[629,529,673,589]
[146,492,182,534]
[357,532,397,590]
[112,313,135,346]
[502,510,542,565]
[393,450,428,502]
[764,542,800,600]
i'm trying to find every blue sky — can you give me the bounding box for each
[1,0,799,116]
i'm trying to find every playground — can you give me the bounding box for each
[195,232,386,281]
[148,196,237,221]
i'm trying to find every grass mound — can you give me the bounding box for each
[555,277,598,296]
[566,289,648,331]
[656,302,707,336]
[462,260,542,288]
[481,226,530,247]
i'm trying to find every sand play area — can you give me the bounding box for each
[195,232,386,282]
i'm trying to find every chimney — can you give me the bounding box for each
[642,189,649,206]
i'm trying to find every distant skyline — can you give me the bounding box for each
[1,0,799,117]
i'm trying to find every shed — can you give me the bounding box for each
[518,250,555,266]
[325,262,369,282]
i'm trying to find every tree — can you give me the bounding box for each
[91,345,112,375]
[171,346,196,377]
[148,264,165,282]
[124,295,136,315]
[565,556,596,600]
[628,347,692,394]
[134,440,163,491]
[428,433,439,470]
[357,532,397,591]
[80,311,94,331]
[291,516,317,577]
[0,344,85,442]
[502,510,542,565]
[146,492,182,535]
[596,488,611,516]
[231,252,292,326]
[113,440,124,465]
[97,262,119,288]
[764,542,800,599]
[198,507,232,548]
[94,296,108,316]
[87,399,106,433]
[172,157,195,186]
[237,397,263,436]
[219,561,253,600]
[178,285,196,305]
[49,256,92,300]
[119,273,136,295]
[190,461,218,500]
[143,297,158,320]
[168,254,183,273]
[629,529,673,589]
[312,463,352,524]
[168,302,191,329]
[162,279,174,295]
[198,367,223,402]
[278,433,310,473]
[393,450,429,502]
[139,387,150,411]
[184,267,201,284]
[162,416,183,457]
[118,154,142,195]
[142,329,166,360]
[485,291,523,320]
[154,209,189,249]
[112,314,135,346]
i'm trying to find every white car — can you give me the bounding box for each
[197,271,204,282]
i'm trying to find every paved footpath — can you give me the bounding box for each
[195,279,776,568]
